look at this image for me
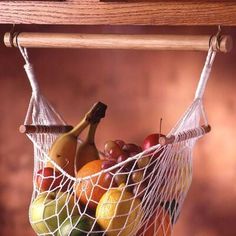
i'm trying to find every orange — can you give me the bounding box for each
[75,160,113,210]
[137,207,172,236]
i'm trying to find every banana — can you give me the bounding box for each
[47,102,107,177]
[75,122,100,172]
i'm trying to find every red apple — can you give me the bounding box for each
[36,167,66,192]
[141,133,166,179]
[142,133,165,150]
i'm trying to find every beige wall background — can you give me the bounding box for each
[0,25,235,236]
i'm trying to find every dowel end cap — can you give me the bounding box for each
[159,136,167,146]
[4,32,11,47]
[4,32,19,48]
[211,35,233,53]
[220,35,233,53]
[19,125,27,133]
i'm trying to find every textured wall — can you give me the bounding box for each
[0,25,236,236]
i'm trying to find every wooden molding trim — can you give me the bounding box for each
[0,1,236,25]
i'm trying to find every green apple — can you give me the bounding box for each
[57,215,102,236]
[29,191,78,235]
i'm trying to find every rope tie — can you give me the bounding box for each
[18,45,40,95]
[194,47,216,100]
[24,64,40,94]
[17,44,41,123]
[18,44,67,125]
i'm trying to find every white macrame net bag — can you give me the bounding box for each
[19,46,216,236]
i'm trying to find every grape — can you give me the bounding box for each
[117,153,128,163]
[137,156,150,168]
[125,160,136,171]
[122,143,142,154]
[129,152,139,157]
[119,166,130,174]
[104,172,116,187]
[114,173,127,186]
[101,160,117,170]
[133,182,147,198]
[104,140,124,160]
[115,140,126,148]
[131,171,144,183]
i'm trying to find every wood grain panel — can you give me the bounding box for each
[0,1,236,25]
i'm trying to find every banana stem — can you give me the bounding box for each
[86,122,99,144]
[69,102,107,139]
[69,101,107,138]
[68,118,89,137]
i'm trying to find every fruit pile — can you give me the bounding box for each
[29,102,187,236]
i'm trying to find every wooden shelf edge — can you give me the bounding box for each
[0,1,236,25]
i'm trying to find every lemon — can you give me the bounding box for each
[96,184,143,236]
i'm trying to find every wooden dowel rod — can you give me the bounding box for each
[19,125,73,134]
[4,33,233,52]
[159,125,211,146]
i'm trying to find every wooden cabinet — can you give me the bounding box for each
[0,0,236,25]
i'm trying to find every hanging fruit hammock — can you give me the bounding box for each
[6,30,232,236]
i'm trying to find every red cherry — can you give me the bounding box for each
[142,133,165,150]
[36,167,65,192]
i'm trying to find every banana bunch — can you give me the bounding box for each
[47,101,107,177]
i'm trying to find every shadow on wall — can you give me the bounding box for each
[0,25,236,236]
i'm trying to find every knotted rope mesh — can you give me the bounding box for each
[20,46,216,236]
